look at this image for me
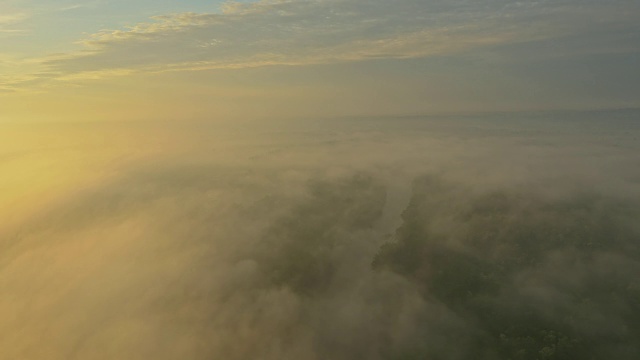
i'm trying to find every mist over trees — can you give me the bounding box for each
[243,172,640,359]
[260,174,387,296]
[2,114,639,359]
[373,176,640,359]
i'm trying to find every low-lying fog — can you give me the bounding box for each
[1,110,639,359]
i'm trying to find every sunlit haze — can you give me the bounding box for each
[1,1,640,359]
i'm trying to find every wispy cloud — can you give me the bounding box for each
[0,12,29,35]
[5,0,640,91]
[57,0,102,12]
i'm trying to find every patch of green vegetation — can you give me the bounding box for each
[261,173,386,295]
[374,176,640,359]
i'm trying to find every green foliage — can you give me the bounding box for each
[374,176,640,359]
[261,173,386,295]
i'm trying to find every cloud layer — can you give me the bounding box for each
[1,110,640,359]
[27,0,640,83]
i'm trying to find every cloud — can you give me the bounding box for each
[1,111,640,359]
[57,1,102,12]
[0,55,55,93]
[373,174,640,359]
[0,12,28,35]
[27,0,640,85]
[0,12,28,25]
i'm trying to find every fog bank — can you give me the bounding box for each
[1,110,639,359]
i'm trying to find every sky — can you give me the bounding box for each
[2,2,640,358]
[1,0,639,122]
